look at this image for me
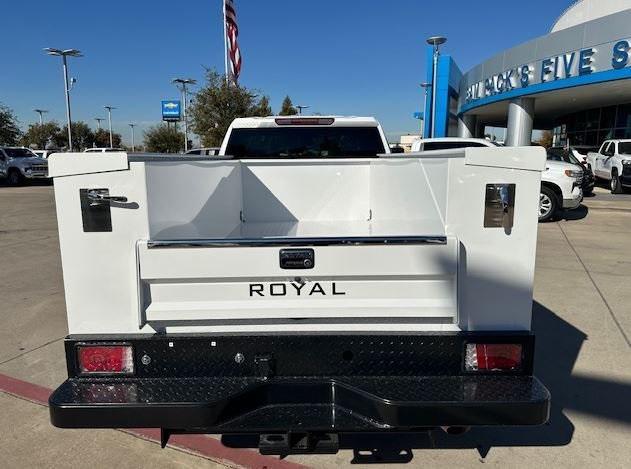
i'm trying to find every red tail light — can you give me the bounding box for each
[465,343,522,372]
[77,345,134,374]
[275,118,335,126]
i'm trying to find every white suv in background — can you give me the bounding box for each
[412,138,583,222]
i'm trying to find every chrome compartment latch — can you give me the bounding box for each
[80,188,126,232]
[484,184,516,230]
[86,189,128,205]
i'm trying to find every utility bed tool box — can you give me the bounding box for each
[48,143,549,447]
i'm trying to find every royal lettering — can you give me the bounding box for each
[249,282,346,297]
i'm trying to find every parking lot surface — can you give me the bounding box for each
[1,184,630,468]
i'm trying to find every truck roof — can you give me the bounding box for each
[230,116,380,128]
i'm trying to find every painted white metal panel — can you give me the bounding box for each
[138,240,458,322]
[464,146,546,172]
[242,162,370,222]
[48,152,129,177]
[50,146,542,335]
[445,154,542,331]
[145,161,242,240]
[53,162,149,333]
[139,242,457,279]
[370,158,448,227]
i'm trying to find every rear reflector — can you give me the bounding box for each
[77,345,134,374]
[464,343,522,372]
[275,118,335,126]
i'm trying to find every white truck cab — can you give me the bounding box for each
[412,138,582,222]
[46,117,550,454]
[587,139,631,193]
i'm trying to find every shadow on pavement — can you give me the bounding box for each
[222,302,631,463]
[0,179,52,188]
[341,302,631,463]
[557,204,589,221]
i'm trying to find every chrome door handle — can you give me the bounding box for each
[87,189,128,205]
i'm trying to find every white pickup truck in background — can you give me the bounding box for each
[586,139,631,193]
[46,117,550,455]
[0,146,49,185]
[412,138,583,222]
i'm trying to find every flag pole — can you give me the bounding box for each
[223,0,229,83]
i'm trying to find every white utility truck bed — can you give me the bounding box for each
[48,117,550,454]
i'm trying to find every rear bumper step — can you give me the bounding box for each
[49,375,550,431]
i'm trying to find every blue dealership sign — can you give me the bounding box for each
[161,100,181,121]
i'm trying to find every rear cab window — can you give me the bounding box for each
[225,126,387,159]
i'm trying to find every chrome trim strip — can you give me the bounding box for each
[147,235,447,249]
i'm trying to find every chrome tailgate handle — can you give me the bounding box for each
[87,189,128,205]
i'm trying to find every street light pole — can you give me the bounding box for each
[44,48,82,151]
[104,106,116,148]
[296,105,310,115]
[425,36,447,138]
[172,78,196,152]
[34,109,48,125]
[419,83,431,138]
[94,117,104,130]
[129,123,136,152]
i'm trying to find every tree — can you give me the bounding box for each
[0,103,21,145]
[537,130,553,148]
[253,96,272,117]
[189,69,272,147]
[144,124,183,153]
[279,96,297,116]
[21,122,62,149]
[56,122,95,150]
[94,128,122,148]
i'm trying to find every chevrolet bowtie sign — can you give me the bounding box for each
[161,100,181,121]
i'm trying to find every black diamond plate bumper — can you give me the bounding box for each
[50,375,549,431]
[49,333,550,432]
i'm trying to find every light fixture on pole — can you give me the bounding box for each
[43,48,82,151]
[94,117,105,130]
[104,106,116,148]
[425,36,447,138]
[296,105,310,115]
[128,123,136,152]
[419,83,431,138]
[33,109,49,125]
[172,78,196,152]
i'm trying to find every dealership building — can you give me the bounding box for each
[425,0,631,147]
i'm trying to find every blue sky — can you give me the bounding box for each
[1,0,573,144]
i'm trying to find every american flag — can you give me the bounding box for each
[224,0,242,83]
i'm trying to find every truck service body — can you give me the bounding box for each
[48,116,550,454]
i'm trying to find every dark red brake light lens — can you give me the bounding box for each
[77,345,134,374]
[275,118,335,126]
[464,343,522,372]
